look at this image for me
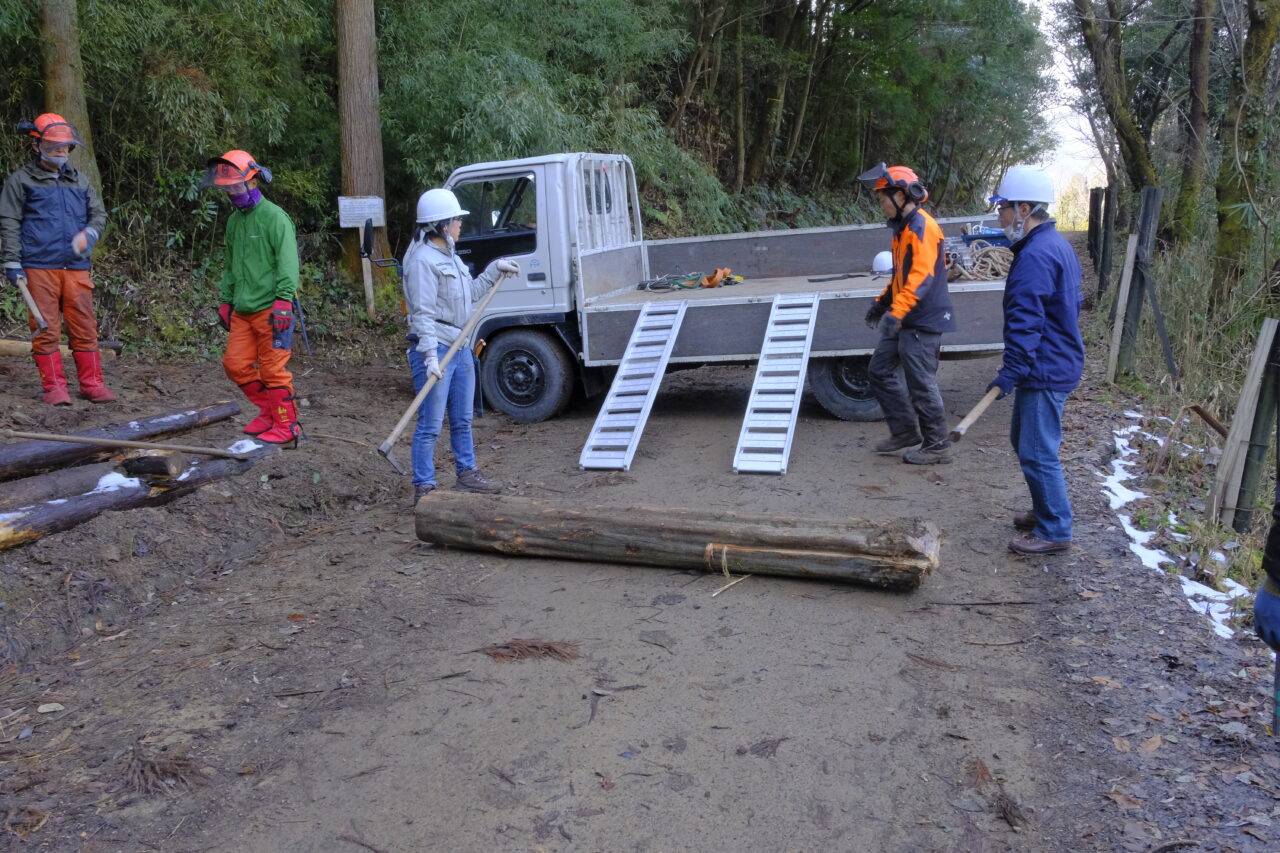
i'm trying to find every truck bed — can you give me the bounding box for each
[581,273,1006,365]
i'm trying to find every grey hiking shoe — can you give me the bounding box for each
[903,443,954,465]
[454,467,502,493]
[874,433,923,454]
[413,484,434,505]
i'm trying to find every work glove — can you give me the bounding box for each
[71,227,99,258]
[217,302,232,332]
[270,299,293,332]
[424,354,443,380]
[3,266,19,288]
[864,305,885,330]
[876,312,900,338]
[987,375,1015,400]
[489,258,521,277]
[1255,582,1280,652]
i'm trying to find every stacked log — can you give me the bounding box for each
[415,491,940,590]
[0,402,240,480]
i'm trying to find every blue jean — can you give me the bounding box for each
[409,343,477,488]
[1010,388,1072,542]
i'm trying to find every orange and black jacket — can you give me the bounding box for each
[871,207,955,334]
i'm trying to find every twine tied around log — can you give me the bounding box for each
[948,240,1013,282]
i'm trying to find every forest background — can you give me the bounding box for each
[0,0,1275,428]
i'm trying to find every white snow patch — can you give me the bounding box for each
[1101,424,1252,640]
[1116,514,1172,570]
[1178,576,1249,640]
[86,473,141,495]
[0,512,20,525]
[48,499,67,505]
[228,439,261,454]
[1123,410,1144,419]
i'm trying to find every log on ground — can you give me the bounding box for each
[0,401,240,481]
[415,491,940,590]
[122,451,188,479]
[0,339,120,359]
[0,462,118,513]
[0,446,277,551]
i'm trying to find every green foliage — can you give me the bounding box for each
[0,0,1058,346]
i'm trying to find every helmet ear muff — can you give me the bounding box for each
[906,181,927,202]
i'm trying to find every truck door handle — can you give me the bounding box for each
[527,272,546,281]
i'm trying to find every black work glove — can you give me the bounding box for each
[865,304,885,330]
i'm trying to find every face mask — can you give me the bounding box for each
[229,188,262,210]
[41,155,69,170]
[1004,208,1028,242]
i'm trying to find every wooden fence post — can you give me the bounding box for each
[1116,187,1163,376]
[1097,185,1116,295]
[1209,318,1279,527]
[1087,187,1103,271]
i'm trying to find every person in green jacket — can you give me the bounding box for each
[202,149,302,446]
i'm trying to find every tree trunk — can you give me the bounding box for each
[0,402,240,481]
[1071,0,1158,192]
[415,492,940,590]
[1210,0,1280,310]
[667,2,726,131]
[0,448,276,552]
[336,0,390,285]
[38,0,102,192]
[733,13,746,193]
[1169,0,1216,246]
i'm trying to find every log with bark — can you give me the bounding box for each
[0,446,277,551]
[122,451,187,479]
[0,339,120,359]
[0,401,240,481]
[415,492,940,590]
[0,461,117,513]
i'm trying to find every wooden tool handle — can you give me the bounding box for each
[379,271,511,458]
[16,275,48,332]
[948,386,1002,444]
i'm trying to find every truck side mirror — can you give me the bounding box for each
[361,218,373,258]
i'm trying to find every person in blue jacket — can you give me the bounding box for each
[985,165,1084,556]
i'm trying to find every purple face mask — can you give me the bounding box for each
[229,188,262,210]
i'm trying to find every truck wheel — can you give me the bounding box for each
[481,329,575,424]
[808,356,884,422]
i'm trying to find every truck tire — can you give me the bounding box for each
[808,356,884,422]
[481,329,575,424]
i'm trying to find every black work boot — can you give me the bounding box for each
[903,442,954,465]
[873,433,922,454]
[413,484,434,506]
[454,468,502,493]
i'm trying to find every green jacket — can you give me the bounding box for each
[219,198,299,313]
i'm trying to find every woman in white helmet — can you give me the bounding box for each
[403,188,520,504]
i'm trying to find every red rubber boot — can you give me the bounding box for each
[33,352,72,406]
[72,351,117,403]
[256,387,303,447]
[239,381,274,435]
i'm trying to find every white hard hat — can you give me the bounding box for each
[416,188,468,223]
[872,251,893,274]
[990,165,1055,206]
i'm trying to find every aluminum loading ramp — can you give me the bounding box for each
[732,293,820,474]
[578,301,687,471]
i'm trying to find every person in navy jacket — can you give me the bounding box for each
[985,165,1084,556]
[0,114,113,405]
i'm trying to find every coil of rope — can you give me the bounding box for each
[948,240,1013,282]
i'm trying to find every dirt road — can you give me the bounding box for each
[1,345,1277,851]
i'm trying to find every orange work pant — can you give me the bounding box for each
[223,308,293,394]
[24,268,101,355]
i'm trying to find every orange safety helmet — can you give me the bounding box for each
[202,149,273,189]
[17,113,84,148]
[857,162,928,203]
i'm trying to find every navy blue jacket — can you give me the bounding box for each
[995,221,1084,392]
[0,160,106,271]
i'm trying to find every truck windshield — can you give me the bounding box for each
[453,174,537,272]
